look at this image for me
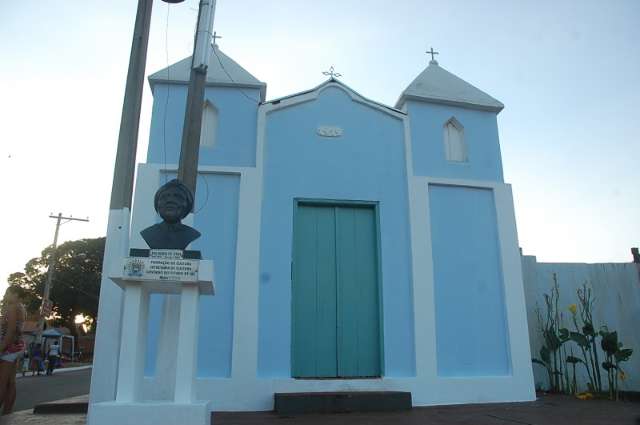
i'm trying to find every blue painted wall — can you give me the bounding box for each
[429,184,511,377]
[406,102,504,182]
[147,83,260,167]
[258,86,416,378]
[144,173,240,377]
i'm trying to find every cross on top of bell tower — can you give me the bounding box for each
[211,31,222,47]
[426,46,439,65]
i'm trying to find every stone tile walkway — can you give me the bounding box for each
[2,394,639,425]
[0,410,84,425]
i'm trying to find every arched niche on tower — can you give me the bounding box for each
[200,100,219,148]
[443,116,467,162]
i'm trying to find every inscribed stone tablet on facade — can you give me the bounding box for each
[316,126,343,137]
[123,249,199,282]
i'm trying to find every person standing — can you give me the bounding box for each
[0,287,26,415]
[46,341,61,376]
[29,342,43,376]
[20,350,29,377]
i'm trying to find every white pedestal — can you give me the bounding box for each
[88,257,214,425]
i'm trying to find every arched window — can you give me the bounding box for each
[200,101,218,148]
[443,117,467,162]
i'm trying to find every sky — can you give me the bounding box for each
[1,0,638,296]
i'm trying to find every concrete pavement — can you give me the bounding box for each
[2,394,640,425]
[14,368,91,412]
[1,410,84,425]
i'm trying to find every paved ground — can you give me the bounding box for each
[13,368,91,412]
[215,395,640,424]
[0,411,84,425]
[2,394,639,425]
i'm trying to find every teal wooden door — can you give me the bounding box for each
[292,205,338,377]
[292,203,381,378]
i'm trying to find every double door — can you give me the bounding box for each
[292,203,382,378]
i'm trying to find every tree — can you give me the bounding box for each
[7,237,104,333]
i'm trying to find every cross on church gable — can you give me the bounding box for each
[426,47,439,62]
[322,66,342,79]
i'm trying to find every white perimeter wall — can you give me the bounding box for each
[522,255,640,391]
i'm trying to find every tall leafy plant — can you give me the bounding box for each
[568,284,601,393]
[532,274,570,393]
[600,328,633,400]
[532,278,634,400]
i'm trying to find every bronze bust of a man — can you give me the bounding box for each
[140,179,201,250]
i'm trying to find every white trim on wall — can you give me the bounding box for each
[406,175,535,405]
[404,112,437,381]
[129,162,263,399]
[493,184,535,387]
[261,80,406,120]
[113,102,535,412]
[232,103,265,380]
[229,167,263,380]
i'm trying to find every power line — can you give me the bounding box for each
[193,173,209,214]
[211,45,261,105]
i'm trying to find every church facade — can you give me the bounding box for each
[123,48,534,410]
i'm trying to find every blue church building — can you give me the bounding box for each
[106,46,534,410]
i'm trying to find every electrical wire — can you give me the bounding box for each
[193,173,210,214]
[211,44,261,105]
[159,17,257,213]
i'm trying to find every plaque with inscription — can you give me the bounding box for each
[316,125,343,137]
[123,249,199,282]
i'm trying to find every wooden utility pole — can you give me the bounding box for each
[35,213,89,343]
[109,0,154,211]
[91,0,154,403]
[177,0,217,198]
[91,0,194,404]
